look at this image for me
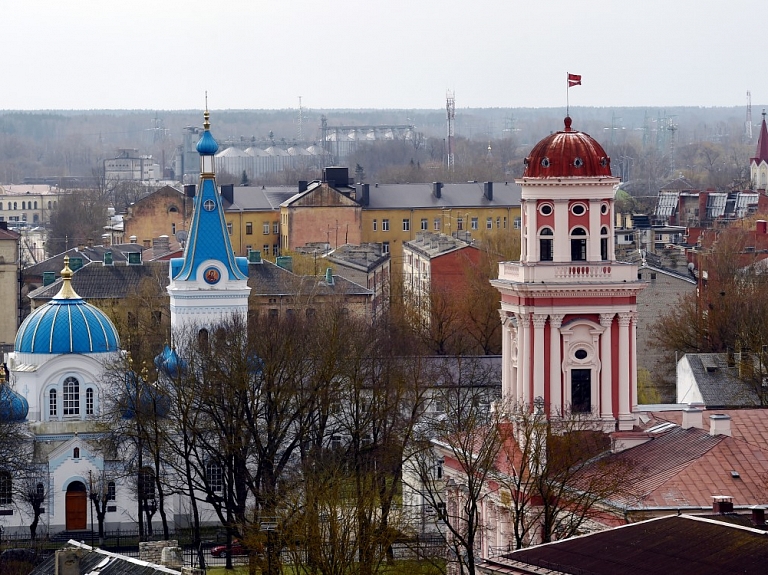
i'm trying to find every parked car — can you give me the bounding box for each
[210,540,248,557]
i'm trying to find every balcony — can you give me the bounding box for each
[498,261,639,284]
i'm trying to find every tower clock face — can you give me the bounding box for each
[203,267,221,284]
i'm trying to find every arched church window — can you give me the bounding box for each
[206,462,224,493]
[198,328,209,350]
[36,483,45,499]
[73,447,80,459]
[138,467,155,500]
[539,227,554,262]
[570,227,587,262]
[571,369,591,413]
[0,471,12,505]
[107,481,116,501]
[63,376,80,416]
[21,201,25,210]
[600,226,609,261]
[86,388,94,416]
[49,388,58,418]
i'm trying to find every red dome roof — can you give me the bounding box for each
[523,117,612,178]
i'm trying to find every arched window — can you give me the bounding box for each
[206,462,224,493]
[0,471,12,505]
[34,201,38,209]
[73,447,80,459]
[107,481,116,501]
[570,227,587,262]
[63,376,80,416]
[0,202,3,210]
[86,388,94,415]
[539,227,554,261]
[49,388,58,418]
[13,202,17,210]
[36,483,45,500]
[600,226,609,261]
[48,201,52,209]
[21,201,25,210]
[198,328,209,349]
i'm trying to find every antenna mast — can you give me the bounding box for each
[298,96,304,142]
[446,91,455,169]
[746,90,753,142]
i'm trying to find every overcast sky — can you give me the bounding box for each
[4,0,763,111]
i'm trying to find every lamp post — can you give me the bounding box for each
[260,521,278,575]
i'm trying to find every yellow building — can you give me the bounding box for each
[0,223,20,349]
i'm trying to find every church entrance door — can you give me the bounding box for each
[66,481,87,530]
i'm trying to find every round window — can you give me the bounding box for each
[575,349,588,360]
[203,199,216,211]
[601,203,608,215]
[540,204,553,216]
[541,157,550,168]
[600,157,609,167]
[574,157,584,167]
[572,204,586,216]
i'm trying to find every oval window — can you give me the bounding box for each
[541,157,550,168]
[600,157,609,167]
[574,157,584,167]
[575,349,588,360]
[572,204,586,216]
[540,204,553,216]
[601,203,608,214]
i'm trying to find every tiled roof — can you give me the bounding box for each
[649,408,768,453]
[224,186,297,211]
[601,425,768,510]
[483,515,768,575]
[0,227,20,240]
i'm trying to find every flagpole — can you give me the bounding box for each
[566,72,570,117]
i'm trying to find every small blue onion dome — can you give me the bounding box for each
[196,110,219,155]
[122,371,170,419]
[0,370,28,422]
[154,345,187,379]
[15,256,120,355]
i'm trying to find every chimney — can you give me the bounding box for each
[360,183,370,206]
[55,548,84,575]
[154,235,171,254]
[101,233,111,247]
[86,237,94,248]
[298,180,308,193]
[483,181,493,201]
[709,414,732,437]
[751,506,766,527]
[184,184,196,198]
[129,235,138,244]
[712,495,734,514]
[681,407,703,429]
[432,182,443,199]
[325,268,334,286]
[220,183,234,204]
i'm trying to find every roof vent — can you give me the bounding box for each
[712,495,734,514]
[709,414,732,437]
[69,257,83,271]
[248,249,262,264]
[325,268,334,286]
[276,256,293,272]
[43,271,56,286]
[681,407,703,429]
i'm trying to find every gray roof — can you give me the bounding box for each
[29,260,170,301]
[683,353,762,408]
[248,260,372,297]
[325,243,390,273]
[23,244,145,277]
[224,186,297,211]
[30,541,180,575]
[365,181,521,209]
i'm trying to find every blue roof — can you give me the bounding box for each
[196,128,219,156]
[15,257,120,355]
[0,384,28,422]
[173,111,248,282]
[15,297,120,354]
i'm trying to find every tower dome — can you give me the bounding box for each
[523,117,612,178]
[0,370,28,422]
[196,110,219,156]
[15,256,120,355]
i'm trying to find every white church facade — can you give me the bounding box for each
[0,109,251,536]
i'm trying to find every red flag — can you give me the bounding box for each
[568,73,581,87]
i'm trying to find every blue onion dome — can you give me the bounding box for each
[0,369,28,422]
[15,256,120,354]
[154,344,187,379]
[122,371,170,419]
[196,110,219,155]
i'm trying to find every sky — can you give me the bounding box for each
[3,0,765,111]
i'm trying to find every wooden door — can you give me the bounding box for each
[66,483,87,530]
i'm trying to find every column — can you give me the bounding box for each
[588,199,601,261]
[549,314,564,415]
[617,312,633,430]
[630,311,638,412]
[500,311,514,401]
[532,314,548,403]
[517,313,531,406]
[525,200,537,262]
[599,313,614,421]
[553,199,569,262]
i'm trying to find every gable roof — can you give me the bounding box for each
[248,260,372,297]
[23,244,145,278]
[481,514,768,575]
[679,353,762,407]
[366,181,521,210]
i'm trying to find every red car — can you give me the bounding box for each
[210,540,248,557]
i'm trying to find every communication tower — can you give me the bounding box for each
[746,91,753,141]
[446,91,456,169]
[298,96,304,142]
